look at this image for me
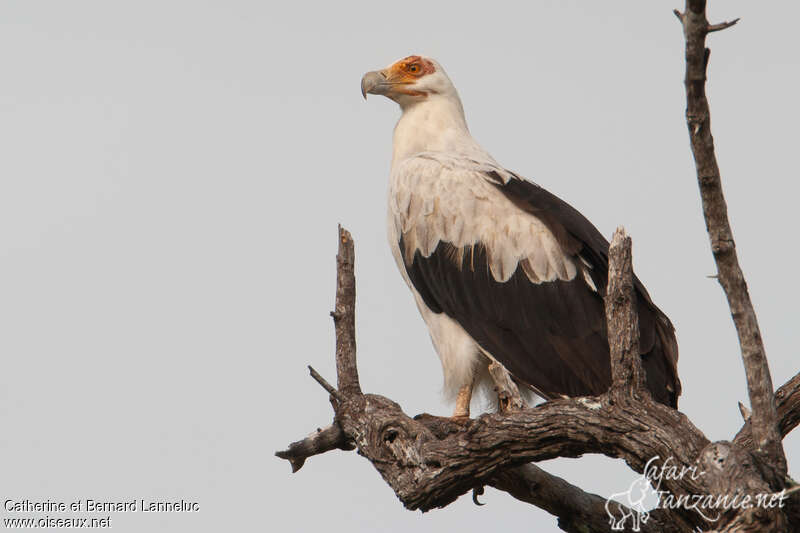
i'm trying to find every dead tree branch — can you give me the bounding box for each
[275,423,352,473]
[675,0,786,482]
[276,226,798,531]
[332,225,361,397]
[488,463,688,533]
[277,228,713,531]
[308,365,340,400]
[606,227,646,398]
[735,370,800,449]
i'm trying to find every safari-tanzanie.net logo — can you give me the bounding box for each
[604,456,789,531]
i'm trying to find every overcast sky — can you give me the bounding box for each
[1,1,798,532]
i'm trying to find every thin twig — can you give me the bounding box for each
[708,18,740,33]
[308,365,340,400]
[738,401,751,422]
[783,485,800,498]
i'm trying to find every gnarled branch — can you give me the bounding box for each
[277,228,713,531]
[488,463,689,533]
[276,225,799,531]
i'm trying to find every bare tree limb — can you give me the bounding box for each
[707,18,740,33]
[308,365,340,400]
[735,370,800,447]
[606,227,646,397]
[333,225,361,397]
[276,224,799,531]
[488,463,689,533]
[277,367,800,502]
[675,0,786,482]
[334,392,707,517]
[275,424,353,473]
[278,227,717,531]
[775,371,800,439]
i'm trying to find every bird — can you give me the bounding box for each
[361,55,680,418]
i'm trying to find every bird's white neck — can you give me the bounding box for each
[391,95,485,168]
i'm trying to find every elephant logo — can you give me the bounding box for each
[605,475,658,531]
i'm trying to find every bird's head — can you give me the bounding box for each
[361,55,456,108]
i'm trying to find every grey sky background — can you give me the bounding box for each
[1,1,798,532]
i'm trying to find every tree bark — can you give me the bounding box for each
[675,0,786,484]
[606,227,645,398]
[332,225,361,397]
[277,228,798,531]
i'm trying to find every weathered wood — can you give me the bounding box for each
[734,370,800,448]
[308,365,340,400]
[606,228,646,397]
[275,424,353,473]
[276,227,800,532]
[336,392,708,520]
[488,463,688,533]
[332,225,361,397]
[774,372,800,440]
[675,0,786,483]
[487,361,526,413]
[695,442,787,532]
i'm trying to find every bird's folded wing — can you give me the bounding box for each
[391,156,614,397]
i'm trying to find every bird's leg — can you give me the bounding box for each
[453,383,473,419]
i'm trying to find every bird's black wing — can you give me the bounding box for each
[401,172,681,406]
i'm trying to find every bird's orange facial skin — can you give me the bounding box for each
[393,55,436,76]
[385,55,436,97]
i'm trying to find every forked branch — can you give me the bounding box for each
[277,227,715,531]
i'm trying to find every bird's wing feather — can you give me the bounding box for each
[495,173,681,404]
[390,156,680,404]
[391,156,609,398]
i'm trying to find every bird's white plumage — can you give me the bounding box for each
[378,60,584,401]
[389,154,578,284]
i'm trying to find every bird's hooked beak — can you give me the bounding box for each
[361,69,389,99]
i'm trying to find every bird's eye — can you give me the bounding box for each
[408,63,420,73]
